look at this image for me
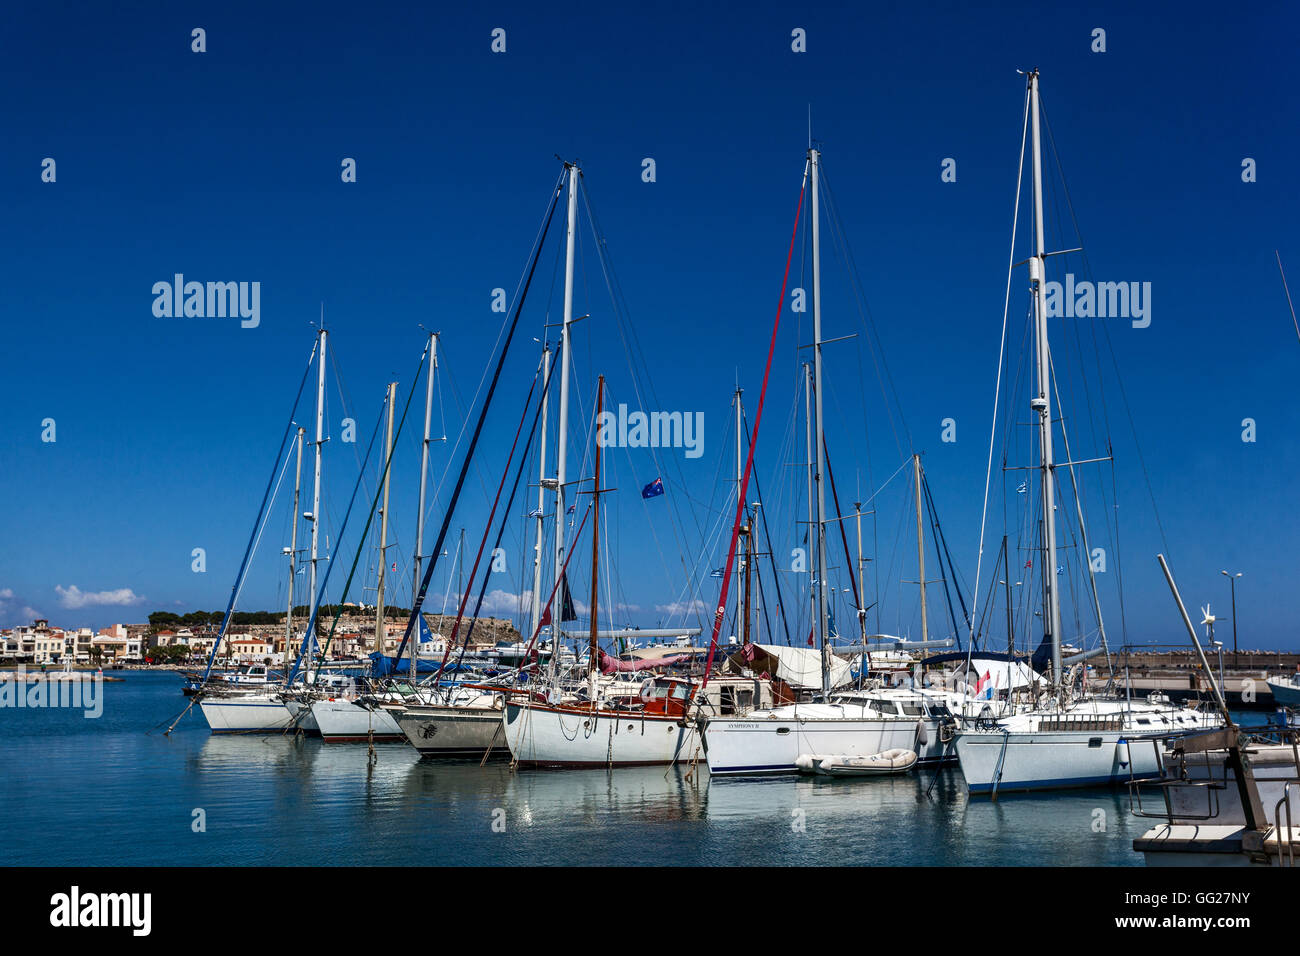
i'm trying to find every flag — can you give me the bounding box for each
[1024,559,1033,569]
[391,562,397,572]
[417,614,434,644]
[560,573,577,622]
[806,629,814,647]
[566,503,576,515]
[710,568,724,579]
[539,604,552,627]
[1016,481,1027,494]
[642,477,665,499]
[527,509,542,518]
[974,669,994,699]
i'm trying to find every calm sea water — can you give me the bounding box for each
[1,671,1225,866]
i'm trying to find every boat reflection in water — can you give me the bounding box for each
[188,735,1144,866]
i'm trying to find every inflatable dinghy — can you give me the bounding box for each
[794,749,918,776]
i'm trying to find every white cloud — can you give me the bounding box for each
[473,589,531,616]
[0,588,42,626]
[54,585,146,609]
[655,598,708,617]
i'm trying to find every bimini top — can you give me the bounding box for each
[728,643,853,690]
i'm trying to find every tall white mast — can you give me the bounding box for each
[374,382,396,658]
[414,332,438,681]
[809,147,831,693]
[306,327,327,679]
[551,162,579,677]
[913,454,929,644]
[803,362,818,664]
[733,387,744,639]
[529,345,551,641]
[284,427,305,670]
[1028,70,1063,685]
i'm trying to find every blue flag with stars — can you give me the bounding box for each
[642,477,665,499]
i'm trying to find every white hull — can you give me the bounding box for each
[503,701,699,767]
[395,702,508,758]
[310,698,404,743]
[955,727,1165,793]
[199,694,293,734]
[704,712,944,776]
[955,701,1222,794]
[283,697,320,734]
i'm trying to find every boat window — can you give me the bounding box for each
[900,702,923,717]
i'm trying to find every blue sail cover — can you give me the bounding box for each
[367,652,469,677]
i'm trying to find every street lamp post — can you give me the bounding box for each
[1220,570,1243,665]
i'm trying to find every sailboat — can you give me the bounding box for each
[199,329,330,735]
[701,147,984,776]
[952,70,1221,795]
[307,381,404,743]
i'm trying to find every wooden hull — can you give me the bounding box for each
[503,700,700,767]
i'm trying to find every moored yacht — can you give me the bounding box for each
[954,693,1221,794]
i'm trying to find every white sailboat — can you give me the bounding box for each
[952,71,1221,795]
[703,147,978,776]
[200,330,330,735]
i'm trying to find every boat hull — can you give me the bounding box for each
[1266,679,1300,708]
[283,697,320,734]
[703,715,945,776]
[954,728,1167,793]
[503,701,700,767]
[395,703,509,758]
[199,695,293,734]
[309,698,404,743]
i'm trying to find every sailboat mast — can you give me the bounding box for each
[743,513,752,645]
[803,362,817,657]
[375,382,396,658]
[306,328,327,678]
[913,454,929,644]
[588,376,604,695]
[1028,69,1063,685]
[809,147,831,693]
[552,162,579,679]
[285,427,304,671]
[414,332,437,681]
[734,388,743,637]
[529,345,551,643]
[855,501,867,646]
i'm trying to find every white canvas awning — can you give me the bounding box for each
[728,643,853,689]
[950,656,1039,692]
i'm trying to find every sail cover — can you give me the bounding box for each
[728,643,852,690]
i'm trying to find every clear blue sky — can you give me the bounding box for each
[2,2,1297,652]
